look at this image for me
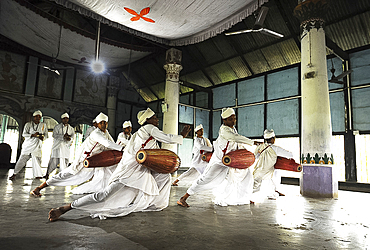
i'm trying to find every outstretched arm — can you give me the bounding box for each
[149,125,191,145]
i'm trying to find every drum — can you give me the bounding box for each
[136,149,181,174]
[274,156,302,172]
[222,149,255,169]
[84,150,123,168]
[201,152,213,162]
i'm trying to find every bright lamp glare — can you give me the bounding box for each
[91,61,105,73]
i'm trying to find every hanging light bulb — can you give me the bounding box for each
[91,61,105,74]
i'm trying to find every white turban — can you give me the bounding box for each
[61,113,69,119]
[194,124,203,132]
[137,108,155,125]
[221,108,235,119]
[92,118,96,123]
[95,112,108,123]
[264,129,275,139]
[33,110,42,117]
[122,121,132,128]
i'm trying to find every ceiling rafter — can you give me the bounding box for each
[274,0,301,50]
[181,46,216,86]
[122,67,160,100]
[224,36,255,75]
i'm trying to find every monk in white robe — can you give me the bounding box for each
[44,113,75,179]
[172,124,212,186]
[252,129,293,200]
[48,107,191,221]
[177,108,260,207]
[116,120,132,147]
[9,110,48,180]
[30,112,123,197]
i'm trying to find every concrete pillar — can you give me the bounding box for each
[294,0,338,198]
[162,48,182,153]
[106,76,120,136]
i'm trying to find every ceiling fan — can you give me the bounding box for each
[71,57,90,64]
[225,6,284,38]
[328,59,353,84]
[31,26,73,75]
[42,57,74,75]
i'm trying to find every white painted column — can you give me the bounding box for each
[106,76,120,137]
[162,48,182,153]
[294,0,338,198]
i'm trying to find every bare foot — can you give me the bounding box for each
[30,188,41,197]
[177,198,190,207]
[9,174,16,181]
[48,205,70,222]
[35,176,43,179]
[250,201,255,205]
[172,182,178,186]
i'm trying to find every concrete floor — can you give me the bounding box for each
[1,167,369,250]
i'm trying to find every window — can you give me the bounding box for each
[0,114,19,162]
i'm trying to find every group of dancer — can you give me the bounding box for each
[10,106,293,221]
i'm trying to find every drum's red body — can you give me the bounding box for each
[274,157,302,172]
[83,150,123,168]
[222,149,255,169]
[201,152,213,162]
[136,149,181,174]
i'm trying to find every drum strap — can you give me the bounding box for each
[141,136,153,149]
[84,142,99,159]
[222,141,230,156]
[259,145,271,155]
[199,138,206,155]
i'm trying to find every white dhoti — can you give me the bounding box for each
[46,158,69,175]
[213,168,253,206]
[187,163,229,195]
[71,167,171,219]
[46,166,95,187]
[177,167,200,182]
[71,165,117,194]
[14,154,43,178]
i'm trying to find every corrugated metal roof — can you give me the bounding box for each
[210,61,239,83]
[204,67,223,85]
[226,57,252,78]
[276,38,301,65]
[127,0,370,102]
[326,12,370,51]
[181,71,213,88]
[137,88,157,103]
[195,40,225,65]
[150,82,166,100]
[244,50,271,74]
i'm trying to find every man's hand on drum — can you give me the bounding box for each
[180,125,191,138]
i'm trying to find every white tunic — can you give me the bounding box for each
[188,125,255,206]
[69,129,122,175]
[253,143,293,183]
[116,132,131,147]
[47,128,123,194]
[72,124,183,218]
[84,126,96,140]
[177,136,213,181]
[20,121,48,157]
[191,136,212,173]
[71,129,123,194]
[50,123,75,159]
